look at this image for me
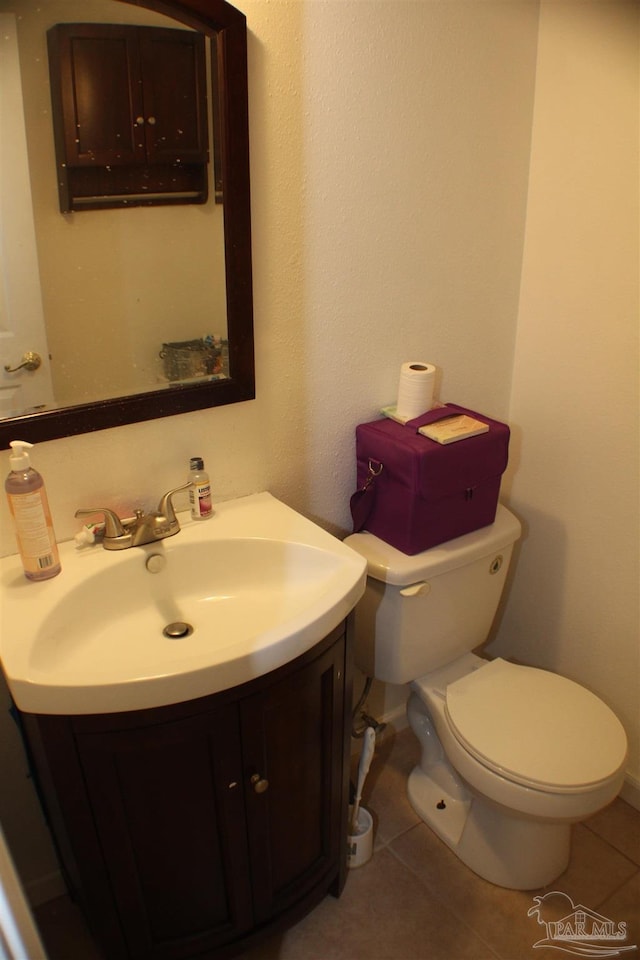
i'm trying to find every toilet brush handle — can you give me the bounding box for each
[350,800,361,836]
[350,727,376,834]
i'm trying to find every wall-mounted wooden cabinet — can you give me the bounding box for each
[47,23,210,211]
[21,624,352,959]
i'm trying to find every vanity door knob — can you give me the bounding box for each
[135,116,145,126]
[250,773,269,794]
[147,116,157,126]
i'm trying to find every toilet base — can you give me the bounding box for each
[408,765,572,889]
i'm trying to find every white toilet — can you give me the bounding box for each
[345,505,627,890]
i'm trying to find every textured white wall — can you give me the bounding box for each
[300,0,539,532]
[488,0,640,803]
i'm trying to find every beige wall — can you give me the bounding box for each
[0,0,637,902]
[488,0,639,805]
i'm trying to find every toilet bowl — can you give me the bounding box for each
[406,653,626,888]
[345,505,628,889]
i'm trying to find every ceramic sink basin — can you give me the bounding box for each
[0,492,366,714]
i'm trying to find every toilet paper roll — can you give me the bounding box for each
[395,362,436,420]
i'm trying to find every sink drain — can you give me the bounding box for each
[163,621,193,639]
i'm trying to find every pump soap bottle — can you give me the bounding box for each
[5,440,61,580]
[189,457,213,520]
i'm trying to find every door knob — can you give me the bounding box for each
[4,351,42,373]
[250,773,269,794]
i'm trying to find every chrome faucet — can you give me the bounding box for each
[75,482,192,550]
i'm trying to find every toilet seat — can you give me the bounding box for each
[444,659,627,793]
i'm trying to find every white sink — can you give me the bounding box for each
[0,492,366,714]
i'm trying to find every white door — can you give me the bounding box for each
[0,13,55,417]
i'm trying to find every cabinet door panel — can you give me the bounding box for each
[241,637,346,923]
[139,28,209,164]
[52,25,145,166]
[75,705,252,958]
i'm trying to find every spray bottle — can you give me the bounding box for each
[5,440,61,580]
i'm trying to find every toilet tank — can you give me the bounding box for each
[344,505,521,684]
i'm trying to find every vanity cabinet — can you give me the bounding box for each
[47,24,209,211]
[21,623,352,960]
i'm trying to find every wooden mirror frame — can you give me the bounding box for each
[0,0,254,449]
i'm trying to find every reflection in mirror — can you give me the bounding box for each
[0,0,254,447]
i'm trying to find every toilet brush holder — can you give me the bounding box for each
[347,806,373,869]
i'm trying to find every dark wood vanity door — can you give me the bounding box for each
[240,636,346,924]
[73,702,253,958]
[21,623,351,959]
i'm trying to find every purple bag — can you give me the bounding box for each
[350,404,509,555]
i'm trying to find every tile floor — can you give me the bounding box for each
[34,726,640,960]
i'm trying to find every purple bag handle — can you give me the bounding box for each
[406,405,457,432]
[350,458,383,532]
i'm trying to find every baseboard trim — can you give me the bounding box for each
[381,703,409,733]
[621,773,640,812]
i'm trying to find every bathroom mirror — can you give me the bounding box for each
[0,0,254,448]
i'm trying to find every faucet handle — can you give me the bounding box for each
[75,507,125,539]
[157,482,192,524]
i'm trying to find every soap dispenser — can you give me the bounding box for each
[5,440,61,580]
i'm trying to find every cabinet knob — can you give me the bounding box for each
[147,116,157,126]
[250,773,269,794]
[135,116,145,126]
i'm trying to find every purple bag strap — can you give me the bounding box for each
[405,405,457,432]
[350,458,383,532]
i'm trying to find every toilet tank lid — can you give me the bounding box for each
[344,504,521,585]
